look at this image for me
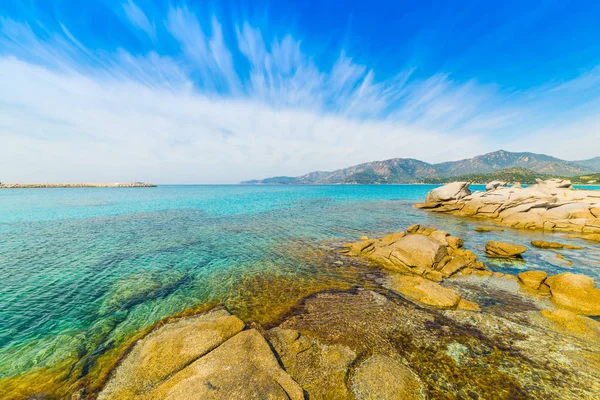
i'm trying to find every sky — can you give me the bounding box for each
[1,0,600,183]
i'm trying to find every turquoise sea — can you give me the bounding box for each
[1,184,599,394]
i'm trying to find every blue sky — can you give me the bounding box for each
[1,0,600,183]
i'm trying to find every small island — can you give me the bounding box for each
[0,182,156,189]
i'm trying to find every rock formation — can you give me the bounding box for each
[416,179,600,240]
[99,308,304,400]
[486,181,507,191]
[342,225,486,281]
[485,241,527,258]
[517,271,600,316]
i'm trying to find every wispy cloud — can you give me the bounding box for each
[0,2,599,183]
[122,0,156,41]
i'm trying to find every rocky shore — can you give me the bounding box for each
[89,224,600,400]
[416,179,600,242]
[0,182,156,188]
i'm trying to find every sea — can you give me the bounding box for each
[1,184,599,393]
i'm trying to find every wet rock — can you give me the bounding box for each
[99,309,304,400]
[385,275,463,309]
[485,241,527,258]
[343,227,485,279]
[351,354,425,400]
[457,299,481,311]
[99,308,245,399]
[276,288,600,399]
[541,309,600,335]
[147,329,304,400]
[407,224,420,233]
[546,273,600,316]
[474,226,505,232]
[517,271,548,291]
[531,240,582,250]
[266,328,356,400]
[446,236,464,249]
[425,182,471,204]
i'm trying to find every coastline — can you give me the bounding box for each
[2,181,600,399]
[0,182,156,189]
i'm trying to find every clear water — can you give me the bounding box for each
[1,184,599,392]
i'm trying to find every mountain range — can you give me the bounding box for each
[242,150,600,184]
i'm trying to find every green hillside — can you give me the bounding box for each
[421,168,553,184]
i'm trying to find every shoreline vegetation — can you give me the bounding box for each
[3,179,600,399]
[0,182,156,188]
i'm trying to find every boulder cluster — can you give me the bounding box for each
[518,271,600,316]
[416,179,600,241]
[342,225,488,310]
[342,224,486,282]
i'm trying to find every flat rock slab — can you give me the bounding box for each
[148,329,305,400]
[385,275,462,309]
[99,309,304,400]
[485,241,527,258]
[546,273,600,316]
[351,354,425,400]
[99,308,245,399]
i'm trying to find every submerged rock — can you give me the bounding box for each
[266,327,356,399]
[385,274,469,310]
[351,354,425,400]
[531,240,583,250]
[485,241,527,258]
[474,226,505,232]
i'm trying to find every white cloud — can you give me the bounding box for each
[122,0,156,41]
[0,57,490,183]
[1,4,600,184]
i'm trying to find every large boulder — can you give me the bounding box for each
[386,234,448,272]
[486,181,507,191]
[545,273,600,316]
[351,354,425,400]
[385,275,462,309]
[99,309,305,400]
[531,178,573,193]
[425,182,471,204]
[517,271,548,291]
[485,241,527,258]
[99,308,245,399]
[147,329,305,400]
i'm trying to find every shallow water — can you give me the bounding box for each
[1,184,599,395]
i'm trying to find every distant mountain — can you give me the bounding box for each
[572,157,600,172]
[241,150,598,184]
[422,168,552,184]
